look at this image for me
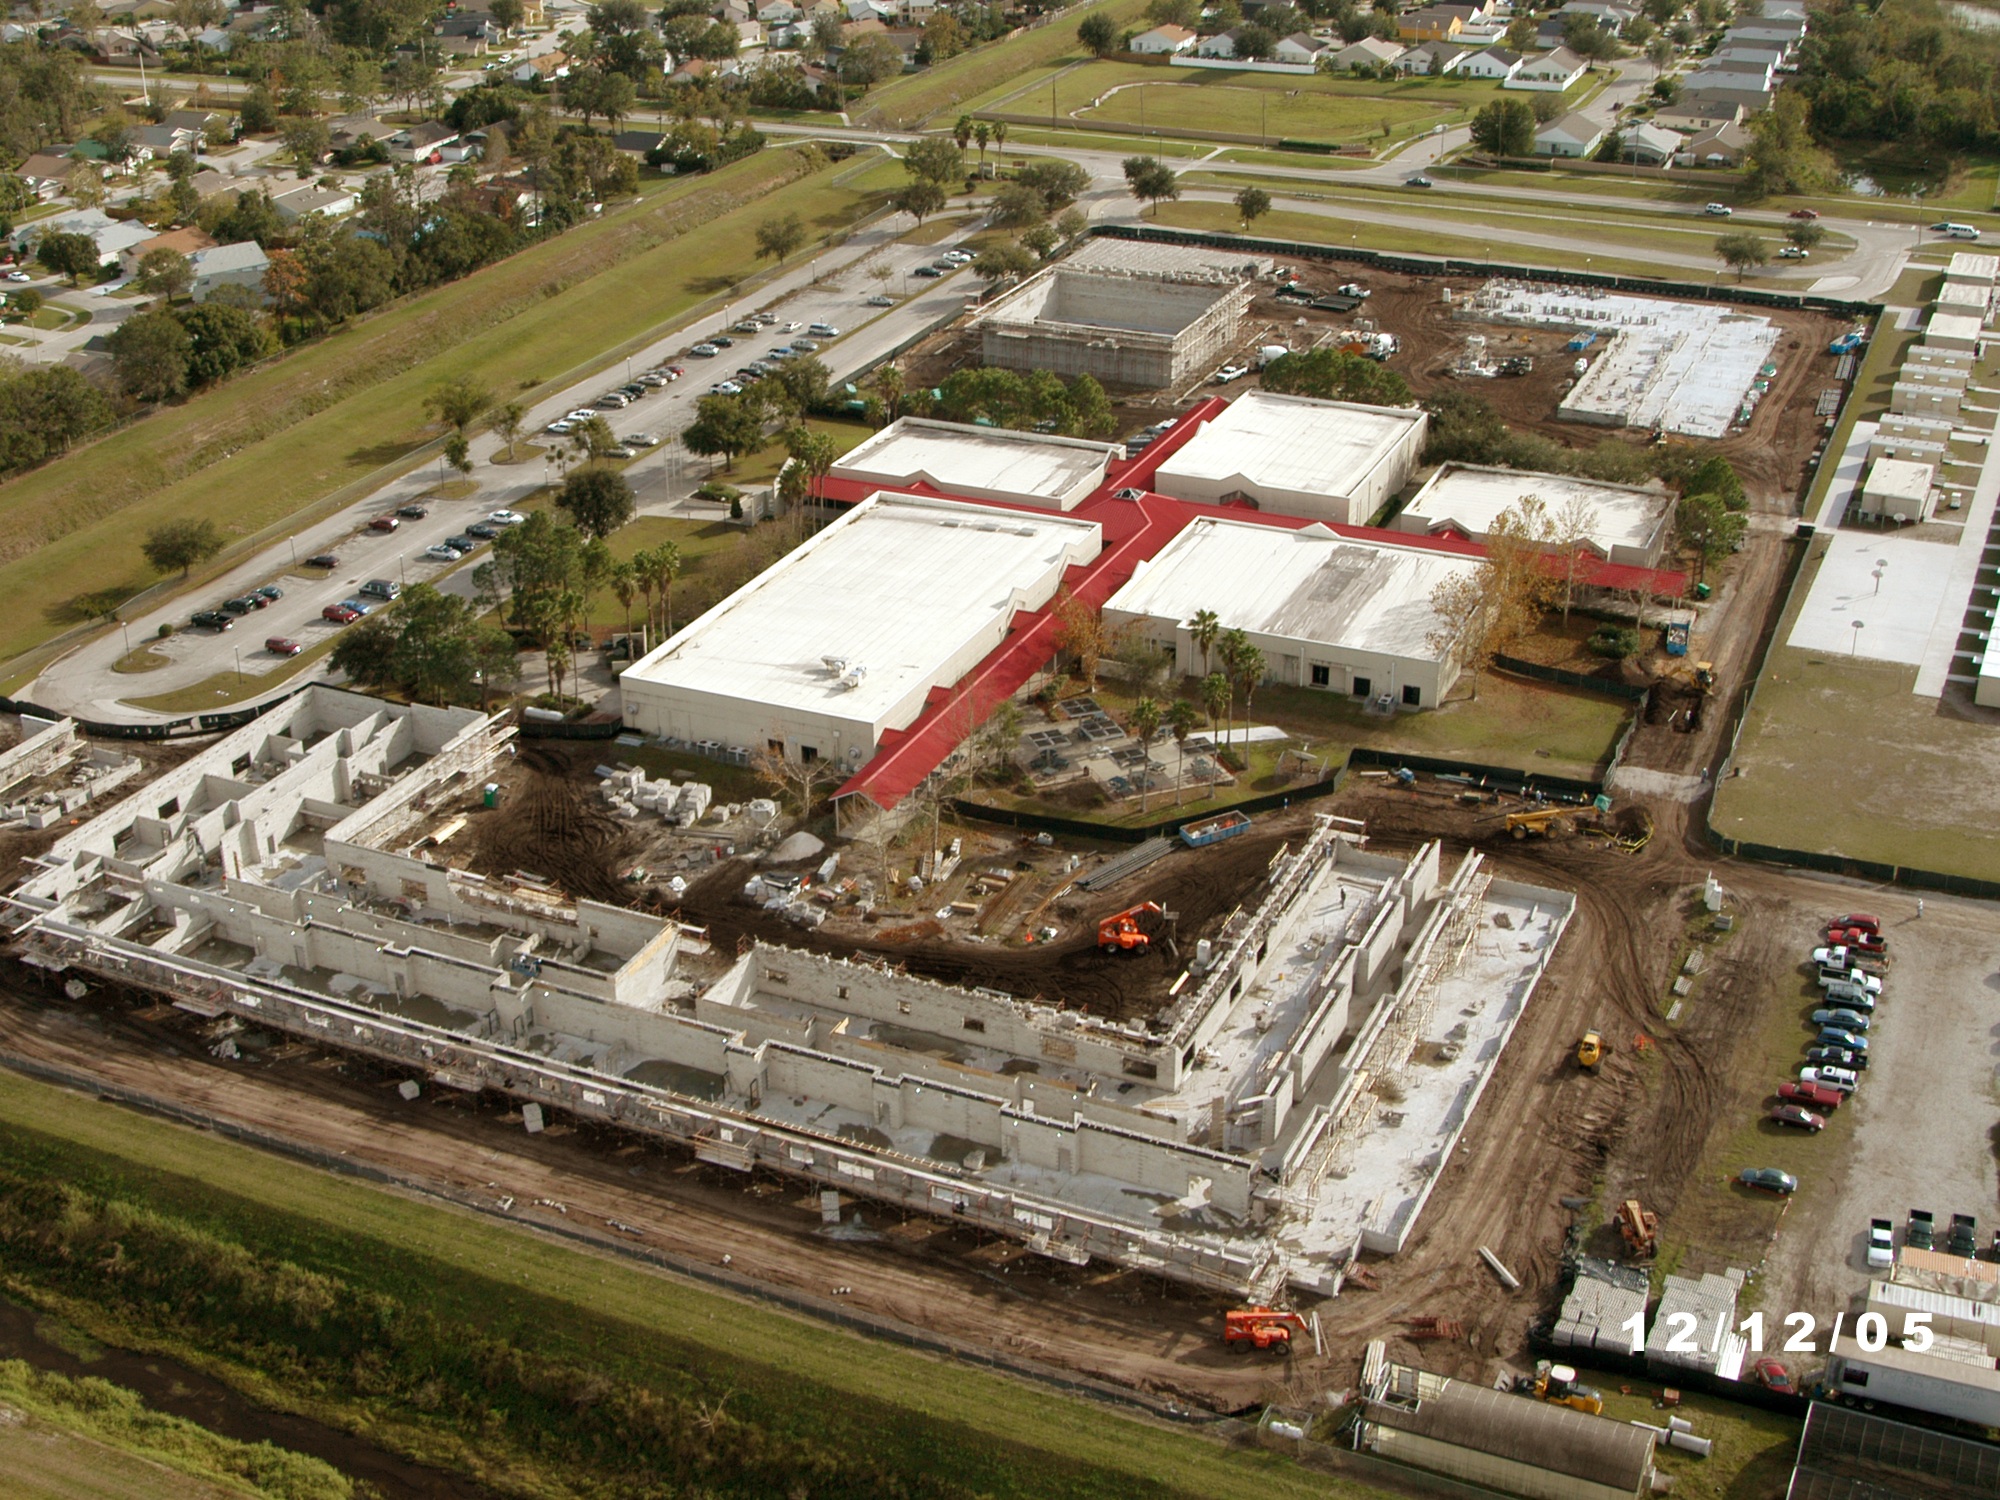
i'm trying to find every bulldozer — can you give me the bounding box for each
[1576,1031,1603,1071]
[1097,901,1173,954]
[1532,1363,1604,1416]
[1224,1307,1311,1355]
[1666,659,1717,691]
[1617,1198,1660,1260]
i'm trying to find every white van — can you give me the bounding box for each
[1938,222,1982,240]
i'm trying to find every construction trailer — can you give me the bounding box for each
[1823,1332,2000,1427]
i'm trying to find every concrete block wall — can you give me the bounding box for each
[1892,383,1963,420]
[0,718,78,797]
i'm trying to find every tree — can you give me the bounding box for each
[1166,697,1201,805]
[636,541,682,636]
[1742,91,1835,199]
[1469,98,1537,158]
[36,231,99,286]
[280,115,330,172]
[783,424,839,523]
[903,136,963,187]
[492,402,526,460]
[1147,0,1198,24]
[426,373,494,435]
[891,178,947,226]
[840,34,906,86]
[1129,696,1162,812]
[1122,156,1180,219]
[134,247,194,300]
[238,85,276,135]
[179,301,274,386]
[988,181,1047,229]
[1190,608,1220,677]
[1550,494,1599,623]
[490,0,524,30]
[768,355,833,419]
[141,517,224,577]
[1216,627,1249,750]
[1021,222,1059,260]
[754,740,842,817]
[1052,586,1109,692]
[1561,12,1617,60]
[107,310,191,402]
[1688,454,1747,511]
[1234,184,1272,229]
[755,211,806,263]
[972,240,1036,283]
[682,389,767,471]
[1261,348,1413,406]
[1676,490,1745,585]
[972,120,991,178]
[557,467,636,538]
[445,434,472,477]
[1233,23,1275,59]
[1078,11,1118,55]
[1423,500,1553,699]
[10,288,41,317]
[1016,159,1088,213]
[564,67,637,130]
[1785,220,1826,252]
[1713,231,1770,280]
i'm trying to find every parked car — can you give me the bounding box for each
[306,553,340,569]
[711,335,734,348]
[1801,1065,1859,1093]
[339,598,375,615]
[733,319,760,333]
[566,408,599,422]
[253,585,283,602]
[1830,912,1880,933]
[222,596,260,614]
[791,340,818,354]
[487,510,525,526]
[465,522,502,539]
[636,372,669,388]
[602,445,635,460]
[1817,1027,1870,1054]
[596,392,630,408]
[1867,1218,1895,1268]
[1806,1044,1867,1072]
[1740,1166,1798,1194]
[1828,926,1886,954]
[1769,1105,1826,1132]
[322,604,360,624]
[808,322,840,338]
[623,433,661,447]
[1811,1004,1872,1029]
[545,420,575,435]
[941,251,973,265]
[368,516,400,533]
[1907,1210,1936,1250]
[1778,246,1809,259]
[266,636,302,656]
[360,579,401,600]
[689,342,719,356]
[397,503,430,519]
[913,265,944,277]
[1821,981,1877,1011]
[424,544,463,562]
[1337,283,1371,299]
[710,381,742,395]
[1817,966,1882,994]
[1704,202,1733,216]
[1751,1358,1796,1395]
[1779,1080,1844,1108]
[191,610,233,630]
[445,535,480,553]
[1213,363,1249,383]
[866,294,896,306]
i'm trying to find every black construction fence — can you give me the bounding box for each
[952,764,1350,845]
[516,714,628,741]
[1492,653,1649,702]
[1088,224,1885,318]
[0,687,306,741]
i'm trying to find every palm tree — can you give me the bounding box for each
[1167,699,1201,807]
[953,115,973,155]
[972,121,991,178]
[1129,696,1162,814]
[1217,628,1250,754]
[1200,670,1228,733]
[992,119,1008,155]
[643,542,683,637]
[1190,609,1220,678]
[1235,644,1266,752]
[610,561,637,650]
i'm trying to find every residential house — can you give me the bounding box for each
[1652,100,1743,133]
[1456,46,1522,80]
[326,114,387,153]
[160,109,221,138]
[735,18,765,47]
[391,122,460,164]
[758,0,800,21]
[1704,54,1776,86]
[1129,23,1197,55]
[1556,0,1637,32]
[1727,18,1807,50]
[895,0,937,19]
[1330,36,1406,72]
[1679,73,1774,114]
[1397,8,1465,42]
[119,225,215,278]
[270,183,357,222]
[612,130,666,156]
[130,123,199,158]
[1273,32,1332,65]
[192,25,232,51]
[14,152,77,201]
[1394,39,1466,75]
[1195,27,1241,58]
[514,52,571,83]
[1533,111,1604,157]
[466,177,540,228]
[188,240,270,304]
[1617,120,1682,164]
[1684,120,1750,167]
[1712,44,1784,71]
[437,14,501,44]
[1507,45,1585,89]
[185,168,239,203]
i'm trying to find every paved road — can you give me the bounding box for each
[30,198,990,722]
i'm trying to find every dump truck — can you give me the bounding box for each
[1506,806,1598,839]
[1577,1031,1603,1071]
[1225,1308,1310,1355]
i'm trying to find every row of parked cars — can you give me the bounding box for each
[913,248,975,279]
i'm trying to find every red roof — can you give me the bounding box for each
[830,404,1684,810]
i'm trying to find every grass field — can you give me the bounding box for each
[0,1067,1373,1500]
[0,148,899,670]
[971,58,1507,146]
[1149,199,1680,280]
[852,0,1151,129]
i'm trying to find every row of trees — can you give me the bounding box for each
[105,300,275,403]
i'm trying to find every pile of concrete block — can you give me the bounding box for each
[596,765,713,824]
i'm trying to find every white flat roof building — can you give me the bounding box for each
[1856,456,1936,524]
[1396,464,1672,569]
[1945,251,1999,287]
[1103,517,1479,708]
[1927,311,1985,352]
[1150,390,1428,525]
[619,494,1101,765]
[829,418,1120,512]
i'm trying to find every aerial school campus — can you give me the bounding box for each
[4,0,2000,1496]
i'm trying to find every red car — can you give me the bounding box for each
[322,604,360,624]
[1827,926,1886,954]
[1789,208,1820,221]
[1769,1104,1826,1132]
[265,636,302,656]
[1830,912,1880,933]
[1778,1080,1842,1110]
[1751,1358,1796,1395]
[368,516,400,532]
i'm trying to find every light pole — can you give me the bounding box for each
[119,618,132,656]
[287,536,297,566]
[233,646,242,683]
[1850,619,1864,656]
[1873,557,1887,596]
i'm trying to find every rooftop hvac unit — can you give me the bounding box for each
[821,655,848,674]
[839,664,868,691]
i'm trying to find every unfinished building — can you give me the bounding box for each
[971,267,1253,390]
[5,697,1571,1296]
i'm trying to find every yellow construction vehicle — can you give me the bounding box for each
[1505,806,1600,839]
[1617,1198,1660,1259]
[1576,1032,1602,1071]
[1666,659,1716,691]
[1533,1364,1604,1416]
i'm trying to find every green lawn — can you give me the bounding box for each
[0,1067,1374,1500]
[988,125,1216,159]
[852,0,1151,129]
[0,148,896,673]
